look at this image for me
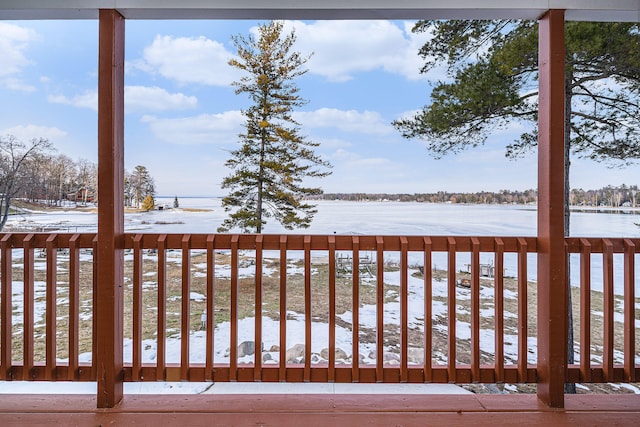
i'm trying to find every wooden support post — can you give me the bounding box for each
[537,9,567,409]
[96,9,125,408]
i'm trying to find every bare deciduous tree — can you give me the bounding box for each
[0,135,53,231]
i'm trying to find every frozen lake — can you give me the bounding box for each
[7,197,640,293]
[9,197,639,237]
[148,197,639,238]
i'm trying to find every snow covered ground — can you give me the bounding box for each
[1,199,639,395]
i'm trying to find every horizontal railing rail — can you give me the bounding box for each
[0,233,638,385]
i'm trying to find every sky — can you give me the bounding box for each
[0,19,639,197]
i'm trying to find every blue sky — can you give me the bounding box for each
[1,19,638,197]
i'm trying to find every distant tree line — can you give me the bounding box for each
[19,152,97,206]
[314,189,538,204]
[18,152,156,210]
[1,135,156,212]
[314,185,640,207]
[570,184,639,208]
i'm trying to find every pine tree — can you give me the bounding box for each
[129,165,155,208]
[141,194,155,212]
[394,20,640,395]
[393,21,640,173]
[218,21,332,233]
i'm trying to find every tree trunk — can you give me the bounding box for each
[58,176,64,206]
[564,81,576,394]
[257,127,266,234]
[0,194,12,231]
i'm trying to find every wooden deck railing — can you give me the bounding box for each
[0,233,638,385]
[0,233,97,381]
[566,237,639,383]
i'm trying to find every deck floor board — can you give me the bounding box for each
[0,394,638,426]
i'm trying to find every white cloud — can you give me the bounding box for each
[48,86,198,112]
[133,35,239,86]
[141,111,243,145]
[125,86,198,112]
[0,23,38,91]
[296,108,393,135]
[143,107,393,147]
[283,20,431,82]
[317,147,409,193]
[1,124,67,141]
[350,157,392,167]
[49,91,97,110]
[328,147,392,168]
[132,21,435,86]
[3,77,36,92]
[331,148,361,162]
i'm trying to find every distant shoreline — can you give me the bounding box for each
[309,199,640,214]
[15,197,640,215]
